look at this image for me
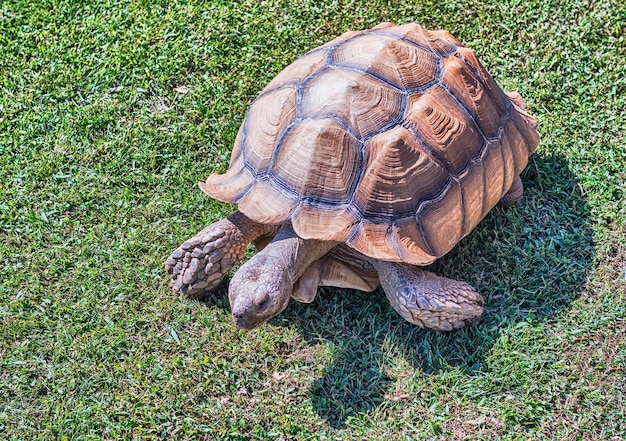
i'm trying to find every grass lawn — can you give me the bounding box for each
[1,0,625,439]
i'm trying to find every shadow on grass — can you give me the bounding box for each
[193,153,594,429]
[276,153,595,428]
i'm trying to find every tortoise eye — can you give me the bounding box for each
[255,294,270,310]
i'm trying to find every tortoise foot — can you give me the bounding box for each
[165,211,276,299]
[499,175,524,207]
[165,220,241,298]
[371,261,484,331]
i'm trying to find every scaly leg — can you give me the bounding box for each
[369,260,484,331]
[499,175,524,207]
[165,211,278,298]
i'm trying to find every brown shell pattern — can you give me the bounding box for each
[200,22,540,265]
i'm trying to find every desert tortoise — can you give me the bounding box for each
[165,22,539,331]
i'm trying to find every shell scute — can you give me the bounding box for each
[263,49,329,91]
[441,55,503,138]
[391,217,437,265]
[378,23,456,56]
[459,160,487,234]
[200,149,254,204]
[418,179,464,257]
[292,204,358,242]
[501,117,529,177]
[299,66,405,139]
[480,141,509,209]
[354,125,449,220]
[270,118,361,204]
[404,87,484,175]
[243,87,297,174]
[509,105,540,157]
[345,221,398,261]
[331,34,439,91]
[455,46,508,115]
[237,179,298,224]
[317,30,361,50]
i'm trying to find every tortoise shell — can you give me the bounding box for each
[200,22,540,265]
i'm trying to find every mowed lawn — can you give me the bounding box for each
[1,0,625,439]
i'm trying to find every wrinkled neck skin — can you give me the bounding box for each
[229,223,338,329]
[267,224,325,282]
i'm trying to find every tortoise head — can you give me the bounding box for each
[228,253,292,330]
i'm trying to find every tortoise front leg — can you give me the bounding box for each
[165,211,278,298]
[369,260,484,330]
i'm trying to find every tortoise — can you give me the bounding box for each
[165,22,539,331]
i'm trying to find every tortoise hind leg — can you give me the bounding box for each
[165,211,278,298]
[369,260,484,331]
[499,175,524,207]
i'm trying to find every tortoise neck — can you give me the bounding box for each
[265,223,338,283]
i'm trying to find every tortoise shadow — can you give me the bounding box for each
[275,153,595,428]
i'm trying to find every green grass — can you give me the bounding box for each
[1,0,625,439]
